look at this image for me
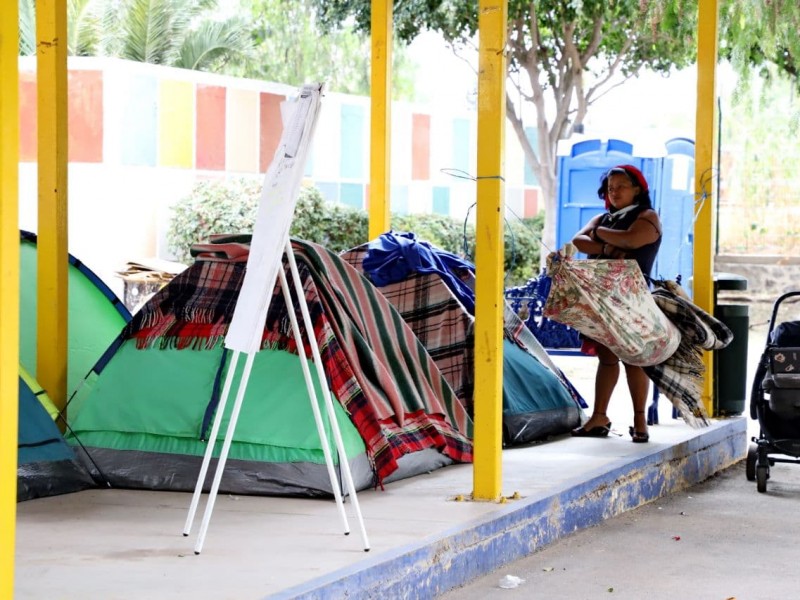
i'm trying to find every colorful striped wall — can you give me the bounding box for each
[18,57,541,220]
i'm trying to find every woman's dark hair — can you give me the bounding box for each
[597,166,653,211]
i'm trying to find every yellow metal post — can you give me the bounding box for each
[694,0,719,416]
[369,0,392,239]
[472,0,507,501]
[37,0,70,416]
[0,0,21,593]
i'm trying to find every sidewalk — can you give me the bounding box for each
[14,349,748,600]
[439,458,800,600]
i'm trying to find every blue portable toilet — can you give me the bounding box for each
[651,137,695,286]
[554,138,660,252]
[554,136,696,287]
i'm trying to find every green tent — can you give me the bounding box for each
[67,239,472,497]
[71,342,373,496]
[19,230,131,397]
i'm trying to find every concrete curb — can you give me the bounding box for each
[269,418,746,599]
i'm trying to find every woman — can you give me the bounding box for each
[569,165,662,443]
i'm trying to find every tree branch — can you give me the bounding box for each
[579,14,604,64]
[583,37,635,103]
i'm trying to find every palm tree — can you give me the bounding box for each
[18,0,252,72]
[68,0,102,56]
[18,0,36,55]
[109,0,251,69]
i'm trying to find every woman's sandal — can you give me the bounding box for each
[628,426,649,443]
[571,421,612,438]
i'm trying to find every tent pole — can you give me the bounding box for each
[192,246,372,554]
[284,241,371,551]
[190,83,363,553]
[183,350,241,536]
[194,351,257,554]
[276,264,354,539]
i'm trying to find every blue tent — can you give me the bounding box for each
[17,373,95,501]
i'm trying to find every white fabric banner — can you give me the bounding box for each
[225,84,323,353]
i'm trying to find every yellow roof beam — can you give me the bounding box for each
[369,0,392,239]
[472,0,507,501]
[694,0,719,415]
[36,0,70,418]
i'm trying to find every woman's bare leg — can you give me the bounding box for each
[624,363,650,434]
[583,344,619,429]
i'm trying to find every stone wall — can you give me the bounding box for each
[715,255,800,301]
[715,255,800,329]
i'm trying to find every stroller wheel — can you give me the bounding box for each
[746,444,757,481]
[756,465,769,493]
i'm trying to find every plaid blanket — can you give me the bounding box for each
[644,282,734,428]
[341,245,586,412]
[124,239,473,485]
[342,245,476,413]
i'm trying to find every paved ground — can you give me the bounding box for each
[439,310,792,600]
[438,459,800,600]
[17,414,741,600]
[13,307,770,599]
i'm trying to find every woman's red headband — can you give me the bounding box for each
[603,164,649,209]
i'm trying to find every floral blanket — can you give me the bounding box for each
[541,252,734,428]
[543,252,681,367]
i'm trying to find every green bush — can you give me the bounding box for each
[505,213,546,285]
[167,177,263,263]
[289,184,369,251]
[391,212,543,286]
[167,178,369,263]
[167,177,543,286]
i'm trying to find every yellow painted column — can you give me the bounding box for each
[694,0,719,416]
[37,0,70,416]
[0,0,21,594]
[473,0,507,501]
[369,0,392,239]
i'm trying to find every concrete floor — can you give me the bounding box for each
[15,347,751,599]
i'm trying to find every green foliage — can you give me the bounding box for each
[67,0,103,56]
[392,213,468,255]
[166,177,543,284]
[390,211,543,285]
[310,0,700,253]
[19,0,252,71]
[175,18,254,71]
[505,214,545,285]
[291,187,370,251]
[717,71,800,255]
[109,0,252,69]
[228,0,417,99]
[312,1,698,99]
[19,0,35,55]
[720,0,800,91]
[167,177,262,263]
[167,179,370,263]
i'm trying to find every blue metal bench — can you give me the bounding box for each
[504,272,583,353]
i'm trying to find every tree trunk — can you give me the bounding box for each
[505,93,559,267]
[538,166,558,256]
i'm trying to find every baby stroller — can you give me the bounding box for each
[747,291,800,492]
